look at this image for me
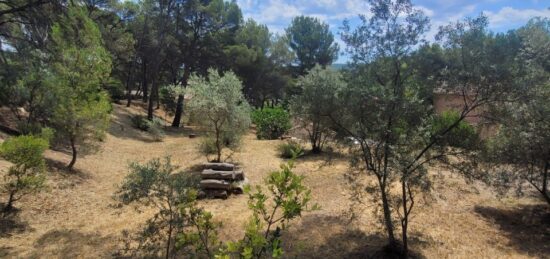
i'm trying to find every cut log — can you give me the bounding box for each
[203,162,235,171]
[206,189,228,199]
[231,178,249,194]
[201,169,244,181]
[200,179,231,190]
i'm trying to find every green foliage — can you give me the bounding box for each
[176,206,222,258]
[481,18,550,205]
[276,141,304,159]
[116,157,205,258]
[48,5,112,169]
[430,111,480,149]
[221,160,319,258]
[290,65,345,153]
[146,117,165,142]
[187,69,251,162]
[286,16,339,75]
[103,78,125,102]
[159,84,185,115]
[252,107,292,140]
[0,133,49,211]
[130,115,165,141]
[130,115,150,131]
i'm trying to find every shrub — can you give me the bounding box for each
[103,78,125,102]
[252,107,292,140]
[131,115,149,131]
[220,159,319,258]
[146,117,165,141]
[0,133,49,212]
[116,157,205,258]
[131,115,165,141]
[277,140,304,158]
[430,111,480,149]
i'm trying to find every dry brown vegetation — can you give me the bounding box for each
[0,103,548,258]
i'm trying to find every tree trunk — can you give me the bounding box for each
[142,60,148,103]
[171,94,184,128]
[126,62,135,107]
[147,77,157,120]
[67,138,77,170]
[216,129,222,163]
[378,177,396,246]
[401,180,409,258]
[166,215,173,259]
[542,161,549,205]
[171,66,191,128]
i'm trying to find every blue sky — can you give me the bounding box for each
[236,0,550,63]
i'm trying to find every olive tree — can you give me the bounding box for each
[289,65,345,153]
[336,1,518,256]
[484,18,550,205]
[187,69,251,162]
[116,157,216,258]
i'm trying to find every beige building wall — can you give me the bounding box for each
[433,92,497,139]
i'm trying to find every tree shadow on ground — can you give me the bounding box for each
[0,208,32,238]
[289,148,348,169]
[26,229,113,258]
[474,204,550,257]
[108,103,199,142]
[45,158,90,180]
[0,245,19,258]
[283,214,426,259]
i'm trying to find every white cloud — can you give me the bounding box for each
[245,0,302,24]
[485,6,550,29]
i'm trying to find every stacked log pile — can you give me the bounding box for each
[198,163,248,199]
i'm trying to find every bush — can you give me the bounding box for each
[431,111,480,149]
[131,115,165,141]
[131,115,149,131]
[277,140,304,158]
[146,117,165,141]
[0,134,49,211]
[252,107,291,140]
[103,78,125,102]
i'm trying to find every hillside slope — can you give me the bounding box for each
[0,103,548,258]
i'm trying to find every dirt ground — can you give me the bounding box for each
[0,103,548,258]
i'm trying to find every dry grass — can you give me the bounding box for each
[0,103,548,258]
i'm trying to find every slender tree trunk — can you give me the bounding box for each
[380,181,396,246]
[67,138,77,170]
[156,85,160,110]
[215,125,222,162]
[142,60,148,103]
[171,66,191,128]
[542,161,549,205]
[147,77,157,120]
[166,217,173,259]
[172,95,184,128]
[401,179,409,258]
[126,61,135,107]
